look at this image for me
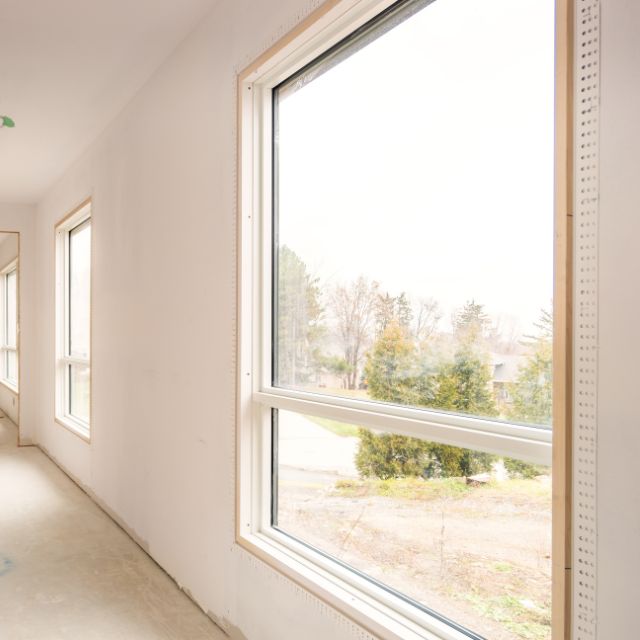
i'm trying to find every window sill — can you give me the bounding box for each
[0,378,18,394]
[55,415,90,443]
[237,529,472,640]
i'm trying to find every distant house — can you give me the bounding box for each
[490,353,526,403]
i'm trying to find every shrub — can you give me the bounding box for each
[355,428,494,479]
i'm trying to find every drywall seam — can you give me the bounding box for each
[573,1,600,638]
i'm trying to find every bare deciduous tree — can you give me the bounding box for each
[330,276,378,390]
[414,297,442,343]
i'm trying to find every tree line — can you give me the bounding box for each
[276,245,552,479]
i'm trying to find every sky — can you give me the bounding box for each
[276,0,555,337]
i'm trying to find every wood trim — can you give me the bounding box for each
[0,256,18,275]
[552,0,573,638]
[54,196,92,231]
[238,0,343,82]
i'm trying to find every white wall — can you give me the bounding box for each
[29,0,640,638]
[33,1,376,638]
[0,233,20,424]
[597,0,640,636]
[0,204,36,443]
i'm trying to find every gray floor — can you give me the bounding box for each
[0,417,227,640]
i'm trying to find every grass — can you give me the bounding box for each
[307,415,360,438]
[465,593,551,640]
[333,476,472,500]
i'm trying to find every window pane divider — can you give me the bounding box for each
[60,355,89,367]
[255,388,551,466]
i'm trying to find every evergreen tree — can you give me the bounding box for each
[357,312,496,479]
[503,308,553,478]
[355,429,429,480]
[508,308,552,426]
[364,321,432,406]
[433,349,498,417]
[276,246,323,386]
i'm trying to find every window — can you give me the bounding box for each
[0,260,18,390]
[56,201,92,439]
[239,1,565,639]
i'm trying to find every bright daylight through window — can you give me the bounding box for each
[56,204,91,438]
[241,0,556,638]
[0,262,18,389]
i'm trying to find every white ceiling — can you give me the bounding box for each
[0,0,216,204]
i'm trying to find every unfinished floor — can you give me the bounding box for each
[0,417,226,640]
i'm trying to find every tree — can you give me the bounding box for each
[501,309,553,478]
[276,246,324,386]
[508,308,552,426]
[433,349,497,417]
[453,299,490,347]
[330,276,378,390]
[364,321,432,406]
[374,291,413,338]
[357,314,496,479]
[413,347,497,478]
[414,297,442,343]
[313,352,352,389]
[355,429,429,479]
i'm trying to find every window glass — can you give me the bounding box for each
[6,269,16,348]
[69,220,91,360]
[274,409,552,640]
[6,349,17,384]
[272,0,555,428]
[69,364,90,423]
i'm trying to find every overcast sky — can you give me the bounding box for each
[276,0,555,336]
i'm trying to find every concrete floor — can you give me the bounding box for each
[0,417,226,640]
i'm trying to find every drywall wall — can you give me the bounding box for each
[597,0,640,637]
[33,1,375,638]
[0,233,20,424]
[0,204,35,444]
[30,0,640,638]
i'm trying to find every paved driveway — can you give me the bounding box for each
[277,412,359,477]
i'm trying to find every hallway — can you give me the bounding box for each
[0,418,226,640]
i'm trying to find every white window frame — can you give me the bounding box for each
[0,259,18,391]
[55,200,92,441]
[237,1,559,639]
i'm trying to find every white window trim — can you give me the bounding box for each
[0,259,18,392]
[237,1,556,638]
[55,201,92,442]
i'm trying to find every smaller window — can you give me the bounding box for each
[0,260,18,390]
[55,202,92,439]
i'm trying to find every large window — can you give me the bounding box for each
[56,201,91,439]
[0,260,18,389]
[239,1,562,639]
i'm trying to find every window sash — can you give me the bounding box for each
[0,263,18,389]
[237,1,562,638]
[55,204,91,436]
[1,347,18,386]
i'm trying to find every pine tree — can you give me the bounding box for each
[508,309,552,426]
[276,246,323,386]
[364,321,431,406]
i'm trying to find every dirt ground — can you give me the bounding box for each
[277,467,551,640]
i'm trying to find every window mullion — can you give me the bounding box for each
[256,390,551,466]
